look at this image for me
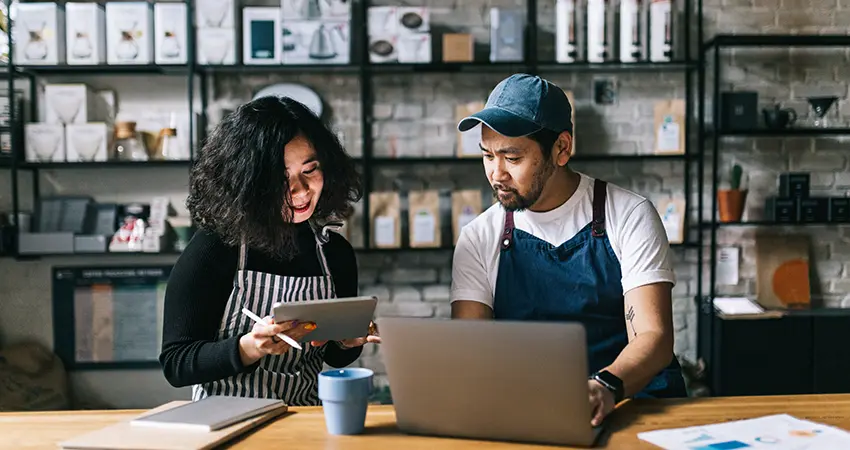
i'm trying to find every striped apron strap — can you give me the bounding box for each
[237,238,247,288]
[310,222,334,297]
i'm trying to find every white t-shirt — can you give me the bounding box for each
[450,172,676,308]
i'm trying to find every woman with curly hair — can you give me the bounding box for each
[159,96,376,406]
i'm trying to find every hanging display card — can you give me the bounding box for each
[52,265,171,369]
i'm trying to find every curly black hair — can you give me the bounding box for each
[186,96,362,260]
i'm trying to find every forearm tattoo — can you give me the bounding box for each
[625,306,637,337]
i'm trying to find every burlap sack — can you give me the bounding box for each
[0,341,70,411]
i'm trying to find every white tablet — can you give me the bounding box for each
[272,296,378,343]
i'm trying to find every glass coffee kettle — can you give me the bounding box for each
[112,121,149,161]
[299,0,324,19]
[161,30,181,58]
[159,16,181,58]
[71,30,93,59]
[309,23,346,60]
[117,20,140,61]
[23,20,48,61]
[152,126,179,160]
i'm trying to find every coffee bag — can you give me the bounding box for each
[455,101,486,158]
[654,99,685,154]
[451,190,483,244]
[369,192,401,248]
[656,197,685,244]
[408,190,441,248]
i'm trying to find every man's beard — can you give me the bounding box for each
[492,160,556,212]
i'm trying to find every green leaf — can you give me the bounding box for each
[730,164,743,190]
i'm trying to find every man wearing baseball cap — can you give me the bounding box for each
[451,74,686,426]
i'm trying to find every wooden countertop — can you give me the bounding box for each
[2,394,850,449]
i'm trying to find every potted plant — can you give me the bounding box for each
[718,164,747,223]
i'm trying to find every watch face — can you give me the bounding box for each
[596,371,623,389]
[594,371,624,402]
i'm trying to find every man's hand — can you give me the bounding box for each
[588,379,615,427]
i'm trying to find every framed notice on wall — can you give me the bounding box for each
[52,265,172,370]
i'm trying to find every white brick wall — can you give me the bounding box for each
[1,0,849,407]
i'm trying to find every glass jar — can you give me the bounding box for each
[155,127,178,160]
[112,121,148,161]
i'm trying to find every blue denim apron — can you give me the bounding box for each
[493,179,687,399]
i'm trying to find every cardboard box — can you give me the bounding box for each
[14,3,65,65]
[66,3,106,65]
[242,7,281,64]
[443,33,473,62]
[105,2,153,64]
[154,3,188,64]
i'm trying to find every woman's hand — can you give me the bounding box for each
[239,316,316,366]
[311,321,381,349]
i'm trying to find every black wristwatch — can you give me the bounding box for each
[591,370,625,404]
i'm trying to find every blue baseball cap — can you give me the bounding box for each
[457,73,573,137]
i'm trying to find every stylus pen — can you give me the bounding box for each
[241,307,303,350]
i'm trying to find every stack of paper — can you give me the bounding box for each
[713,297,765,315]
[638,414,850,449]
[59,397,288,450]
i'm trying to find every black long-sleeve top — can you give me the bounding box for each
[159,222,362,388]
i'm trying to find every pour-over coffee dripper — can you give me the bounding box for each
[72,131,104,161]
[199,0,229,27]
[202,33,231,64]
[807,96,838,128]
[398,35,428,62]
[27,128,61,162]
[49,92,83,124]
[299,0,323,19]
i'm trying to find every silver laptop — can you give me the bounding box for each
[379,317,603,447]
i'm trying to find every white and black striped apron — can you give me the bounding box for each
[191,223,337,406]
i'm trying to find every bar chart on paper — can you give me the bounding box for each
[637,414,850,449]
[73,283,165,362]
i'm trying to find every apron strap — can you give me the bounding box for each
[238,238,248,271]
[591,179,608,237]
[237,238,247,290]
[309,221,332,277]
[501,210,515,250]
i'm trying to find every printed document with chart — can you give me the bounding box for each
[638,414,850,449]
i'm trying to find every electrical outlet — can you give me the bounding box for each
[593,77,619,105]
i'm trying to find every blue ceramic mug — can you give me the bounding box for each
[318,368,374,435]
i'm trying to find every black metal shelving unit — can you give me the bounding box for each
[4,0,704,260]
[696,33,850,392]
[2,0,199,260]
